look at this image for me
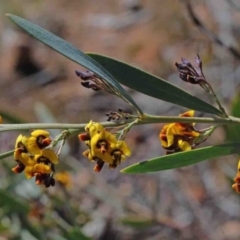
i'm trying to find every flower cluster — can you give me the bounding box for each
[159,110,200,154]
[13,130,58,187]
[79,120,131,172]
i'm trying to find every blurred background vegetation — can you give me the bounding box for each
[0,0,240,239]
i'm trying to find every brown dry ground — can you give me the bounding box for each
[0,1,240,240]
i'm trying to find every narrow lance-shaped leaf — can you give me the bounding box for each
[7,14,143,115]
[0,110,27,123]
[88,54,223,116]
[121,143,240,174]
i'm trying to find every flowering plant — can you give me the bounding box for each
[2,14,240,195]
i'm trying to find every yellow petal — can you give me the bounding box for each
[161,124,172,132]
[179,110,196,126]
[93,151,113,164]
[178,139,192,151]
[85,120,93,132]
[15,134,28,149]
[85,121,104,137]
[14,149,21,161]
[104,130,117,145]
[15,134,23,149]
[166,125,175,147]
[160,138,168,148]
[24,163,51,179]
[116,141,131,157]
[85,140,90,147]
[189,131,200,137]
[93,122,105,134]
[159,126,169,147]
[26,136,42,155]
[14,150,32,165]
[84,134,112,163]
[90,133,101,148]
[37,149,59,164]
[171,123,184,135]
[18,153,34,166]
[179,110,194,117]
[31,130,50,138]
[33,163,51,174]
[24,166,34,179]
[237,159,240,171]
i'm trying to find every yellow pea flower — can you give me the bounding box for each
[27,130,52,155]
[16,152,33,166]
[35,148,59,165]
[15,134,28,150]
[177,139,192,151]
[109,140,131,169]
[12,132,59,188]
[89,130,130,165]
[24,164,51,179]
[24,149,58,179]
[13,134,31,173]
[80,121,131,171]
[14,134,28,159]
[85,120,105,136]
[159,110,199,154]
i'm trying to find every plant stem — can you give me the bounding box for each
[0,150,15,159]
[0,115,239,133]
[140,114,238,124]
[203,82,228,118]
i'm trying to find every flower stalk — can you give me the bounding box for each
[175,54,228,118]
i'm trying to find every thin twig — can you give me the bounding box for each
[184,0,240,60]
[0,114,239,134]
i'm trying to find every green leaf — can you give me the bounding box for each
[0,110,27,123]
[88,54,223,116]
[121,216,153,229]
[121,143,240,174]
[7,14,143,115]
